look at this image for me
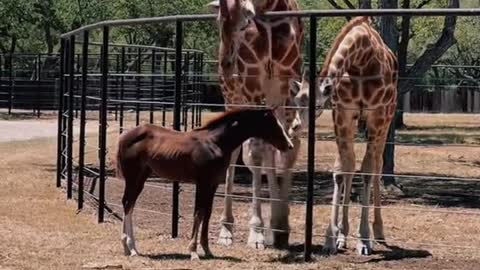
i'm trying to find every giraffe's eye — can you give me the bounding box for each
[323,85,332,96]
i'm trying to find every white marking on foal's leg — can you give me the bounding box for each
[124,209,138,256]
[122,213,130,256]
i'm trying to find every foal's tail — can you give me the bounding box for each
[116,133,126,181]
[115,126,148,180]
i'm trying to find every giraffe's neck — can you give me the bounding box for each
[323,50,351,86]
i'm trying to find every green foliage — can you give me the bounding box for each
[0,0,478,71]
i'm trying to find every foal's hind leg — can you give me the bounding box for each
[121,167,150,256]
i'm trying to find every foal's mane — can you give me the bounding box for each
[319,16,372,77]
[198,108,263,130]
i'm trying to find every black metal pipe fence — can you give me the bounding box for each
[57,8,480,261]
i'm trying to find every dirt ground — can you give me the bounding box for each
[0,111,480,269]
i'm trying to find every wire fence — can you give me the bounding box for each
[55,8,480,262]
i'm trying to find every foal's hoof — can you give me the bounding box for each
[217,227,234,246]
[356,242,373,256]
[247,230,266,250]
[190,252,200,261]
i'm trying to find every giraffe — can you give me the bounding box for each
[290,17,398,255]
[208,0,304,249]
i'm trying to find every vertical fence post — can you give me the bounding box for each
[191,52,197,129]
[119,47,126,134]
[61,41,70,188]
[67,35,76,200]
[150,50,156,124]
[136,48,141,126]
[8,54,13,114]
[98,26,110,223]
[78,30,89,210]
[304,15,317,262]
[172,20,183,238]
[115,53,120,121]
[37,53,42,117]
[198,53,203,126]
[75,53,81,118]
[183,52,189,131]
[162,51,168,126]
[56,40,66,188]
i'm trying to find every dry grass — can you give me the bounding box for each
[1,111,480,269]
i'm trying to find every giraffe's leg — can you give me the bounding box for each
[372,117,391,244]
[357,151,374,256]
[217,146,241,246]
[337,155,354,250]
[269,137,300,249]
[357,107,392,255]
[324,109,356,255]
[243,138,267,249]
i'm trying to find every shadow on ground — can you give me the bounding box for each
[145,253,243,262]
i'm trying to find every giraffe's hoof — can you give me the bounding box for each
[190,252,200,261]
[336,238,347,249]
[217,226,234,246]
[356,242,373,256]
[247,230,266,250]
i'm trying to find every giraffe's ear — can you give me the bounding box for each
[290,80,302,96]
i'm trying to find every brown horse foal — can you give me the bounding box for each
[116,108,294,260]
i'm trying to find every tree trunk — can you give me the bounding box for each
[44,25,53,54]
[359,0,372,8]
[379,0,398,188]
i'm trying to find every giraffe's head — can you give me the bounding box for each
[288,71,333,136]
[208,0,256,76]
[208,0,256,32]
